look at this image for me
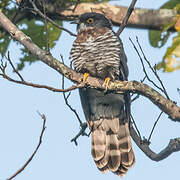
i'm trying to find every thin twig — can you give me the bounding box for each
[6,51,24,81]
[29,0,77,37]
[71,122,88,146]
[141,76,147,83]
[62,76,82,125]
[0,70,80,92]
[62,75,89,145]
[129,37,166,94]
[136,37,170,100]
[7,112,46,180]
[60,54,83,125]
[72,0,80,13]
[131,94,140,102]
[0,57,82,92]
[148,111,163,142]
[177,88,180,96]
[42,0,50,53]
[117,0,137,36]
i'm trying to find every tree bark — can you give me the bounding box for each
[59,3,177,30]
[0,11,180,122]
[13,2,177,30]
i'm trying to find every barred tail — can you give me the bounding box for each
[90,118,135,176]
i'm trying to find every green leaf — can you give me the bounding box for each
[148,30,171,48]
[155,31,180,72]
[148,0,180,72]
[0,0,17,58]
[148,0,179,48]
[160,0,180,9]
[0,33,11,57]
[17,19,62,70]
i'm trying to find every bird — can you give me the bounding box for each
[70,12,135,176]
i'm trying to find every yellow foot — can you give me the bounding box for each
[83,72,89,83]
[103,77,111,91]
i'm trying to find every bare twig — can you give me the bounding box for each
[0,57,82,92]
[62,74,88,145]
[177,88,180,96]
[136,37,170,100]
[29,0,77,37]
[62,77,82,125]
[7,112,46,180]
[129,37,166,94]
[117,0,137,36]
[130,123,180,161]
[72,0,80,13]
[6,51,24,81]
[148,111,163,142]
[42,0,50,53]
[131,94,140,102]
[71,122,88,146]
[60,54,82,125]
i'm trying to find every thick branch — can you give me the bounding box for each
[0,11,180,122]
[60,3,177,30]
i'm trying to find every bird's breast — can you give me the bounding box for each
[70,29,121,79]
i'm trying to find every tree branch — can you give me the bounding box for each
[117,0,137,35]
[0,11,180,122]
[0,52,82,92]
[130,124,180,161]
[60,3,177,30]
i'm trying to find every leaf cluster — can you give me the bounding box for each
[148,0,180,72]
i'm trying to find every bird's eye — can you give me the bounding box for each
[87,18,94,24]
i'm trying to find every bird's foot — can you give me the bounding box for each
[82,72,89,83]
[103,77,111,91]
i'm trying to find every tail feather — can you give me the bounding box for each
[95,135,109,169]
[91,122,106,161]
[91,118,135,176]
[107,134,120,172]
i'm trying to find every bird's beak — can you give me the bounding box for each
[70,18,80,24]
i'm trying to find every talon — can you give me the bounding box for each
[103,77,111,91]
[83,72,89,83]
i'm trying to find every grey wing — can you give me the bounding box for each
[118,37,129,81]
[79,88,91,122]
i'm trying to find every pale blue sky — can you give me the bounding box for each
[0,0,179,180]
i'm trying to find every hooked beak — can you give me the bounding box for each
[70,18,80,24]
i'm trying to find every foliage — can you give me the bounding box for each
[0,0,62,70]
[148,0,180,72]
[17,19,62,70]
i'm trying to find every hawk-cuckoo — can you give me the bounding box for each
[70,12,135,176]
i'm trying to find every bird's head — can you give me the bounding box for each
[71,12,112,32]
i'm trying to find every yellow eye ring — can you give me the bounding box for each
[87,18,94,24]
